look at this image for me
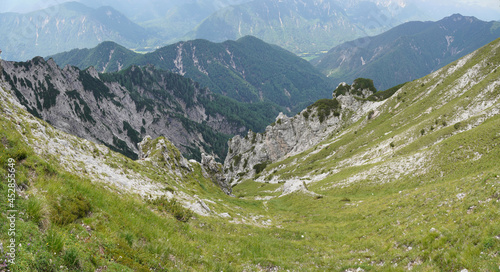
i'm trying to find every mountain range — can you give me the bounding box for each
[185,0,415,56]
[49,36,334,113]
[48,13,500,108]
[0,35,498,270]
[0,2,152,61]
[0,57,281,161]
[313,13,500,90]
[2,0,498,62]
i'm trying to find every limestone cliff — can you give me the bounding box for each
[0,57,248,161]
[223,79,386,184]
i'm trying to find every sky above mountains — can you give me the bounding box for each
[1,0,499,21]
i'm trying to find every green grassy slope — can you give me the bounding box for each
[232,38,500,270]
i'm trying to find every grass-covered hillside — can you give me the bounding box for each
[231,37,500,270]
[0,38,499,272]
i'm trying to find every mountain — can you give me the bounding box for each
[313,14,500,90]
[0,36,499,271]
[0,2,151,61]
[50,36,334,113]
[49,41,142,72]
[185,0,424,56]
[0,57,280,161]
[129,0,254,44]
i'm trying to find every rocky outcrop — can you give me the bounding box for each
[138,136,193,175]
[223,80,386,185]
[137,136,233,194]
[201,153,232,195]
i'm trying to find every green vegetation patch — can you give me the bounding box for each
[147,197,193,222]
[50,194,91,225]
[122,121,141,144]
[66,90,96,124]
[367,82,407,101]
[78,70,115,102]
[306,98,341,123]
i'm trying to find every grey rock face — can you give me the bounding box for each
[0,57,245,161]
[201,153,232,195]
[223,81,384,185]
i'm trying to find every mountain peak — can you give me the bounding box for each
[442,13,479,22]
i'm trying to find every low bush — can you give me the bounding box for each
[148,197,193,222]
[51,194,91,225]
[253,161,271,175]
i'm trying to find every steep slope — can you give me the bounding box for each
[186,0,422,55]
[224,78,387,184]
[0,2,150,61]
[134,0,253,44]
[230,37,500,192]
[0,57,280,161]
[226,37,500,269]
[50,36,334,113]
[0,81,278,270]
[314,14,500,90]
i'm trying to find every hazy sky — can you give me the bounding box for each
[1,0,499,21]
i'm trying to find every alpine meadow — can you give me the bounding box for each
[0,0,499,271]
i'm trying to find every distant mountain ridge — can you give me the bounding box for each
[48,41,142,72]
[0,2,151,61]
[49,36,334,113]
[313,14,500,90]
[185,0,425,55]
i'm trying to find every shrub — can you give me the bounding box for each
[367,110,375,120]
[302,111,310,119]
[352,78,377,95]
[454,122,461,130]
[333,83,351,96]
[253,161,270,175]
[148,197,193,222]
[233,154,242,166]
[164,186,175,193]
[26,197,49,228]
[307,99,341,123]
[367,82,407,101]
[51,194,91,225]
[420,129,425,136]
